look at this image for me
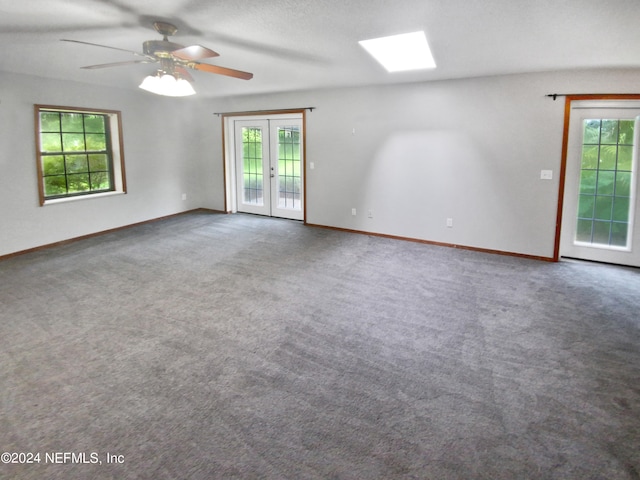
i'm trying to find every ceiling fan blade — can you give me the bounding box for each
[172,45,219,61]
[190,62,253,80]
[81,60,156,69]
[175,66,195,82]
[61,39,153,60]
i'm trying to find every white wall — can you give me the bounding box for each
[0,72,216,257]
[3,68,640,259]
[209,69,640,259]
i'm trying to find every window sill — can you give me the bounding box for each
[42,191,126,206]
[573,241,632,253]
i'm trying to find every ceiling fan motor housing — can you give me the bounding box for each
[143,40,184,59]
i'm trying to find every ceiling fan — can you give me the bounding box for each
[62,21,253,95]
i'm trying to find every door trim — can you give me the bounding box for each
[554,94,640,262]
[221,109,307,221]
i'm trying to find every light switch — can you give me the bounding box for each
[540,170,553,180]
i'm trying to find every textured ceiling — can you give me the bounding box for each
[1,0,639,98]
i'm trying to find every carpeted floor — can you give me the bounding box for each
[1,211,639,479]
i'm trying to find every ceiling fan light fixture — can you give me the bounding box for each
[172,77,196,97]
[139,71,196,97]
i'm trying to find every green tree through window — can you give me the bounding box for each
[577,119,634,247]
[35,106,126,205]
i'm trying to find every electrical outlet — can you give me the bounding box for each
[351,208,357,216]
[540,170,553,180]
[181,193,187,201]
[368,209,373,218]
[446,218,453,228]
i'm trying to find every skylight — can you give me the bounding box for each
[359,31,436,72]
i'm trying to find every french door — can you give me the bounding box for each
[233,116,304,220]
[560,101,640,267]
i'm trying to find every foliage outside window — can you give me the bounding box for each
[277,126,301,209]
[35,105,126,205]
[576,118,634,248]
[242,127,264,205]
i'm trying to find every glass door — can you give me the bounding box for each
[560,102,640,266]
[269,118,304,220]
[235,119,270,216]
[233,116,304,220]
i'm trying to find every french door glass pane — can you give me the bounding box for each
[575,119,635,248]
[242,127,263,205]
[276,126,301,210]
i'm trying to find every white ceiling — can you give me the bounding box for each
[1,0,639,98]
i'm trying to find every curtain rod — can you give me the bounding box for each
[546,94,640,101]
[546,94,608,100]
[213,107,315,116]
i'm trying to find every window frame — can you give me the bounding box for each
[34,104,127,206]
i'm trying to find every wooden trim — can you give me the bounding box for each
[553,94,640,261]
[218,108,311,118]
[306,223,555,263]
[34,105,45,205]
[3,210,552,263]
[562,94,640,102]
[35,104,125,114]
[221,114,228,213]
[0,209,225,262]
[114,109,127,194]
[302,109,308,223]
[552,97,572,261]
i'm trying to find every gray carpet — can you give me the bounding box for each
[1,211,639,479]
